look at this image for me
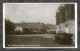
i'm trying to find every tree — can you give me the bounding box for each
[56,12,59,25]
[5,19,15,35]
[65,4,75,21]
[56,5,65,25]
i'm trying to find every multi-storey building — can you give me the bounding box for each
[14,22,44,33]
[56,4,75,42]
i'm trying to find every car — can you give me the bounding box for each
[55,33,73,45]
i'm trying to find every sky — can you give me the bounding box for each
[4,3,60,25]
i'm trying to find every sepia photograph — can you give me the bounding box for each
[3,3,77,48]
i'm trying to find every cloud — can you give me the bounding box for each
[5,3,60,25]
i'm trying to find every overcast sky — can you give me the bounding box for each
[5,3,60,25]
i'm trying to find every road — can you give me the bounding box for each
[5,34,74,47]
[7,34,55,39]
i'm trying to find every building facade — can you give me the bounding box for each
[14,22,56,34]
[14,22,44,33]
[56,4,75,42]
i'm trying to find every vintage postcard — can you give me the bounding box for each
[3,3,77,48]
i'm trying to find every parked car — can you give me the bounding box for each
[55,33,73,45]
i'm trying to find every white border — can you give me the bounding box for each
[3,3,77,49]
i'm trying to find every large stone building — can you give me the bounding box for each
[14,22,44,33]
[56,4,75,42]
[14,22,56,34]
